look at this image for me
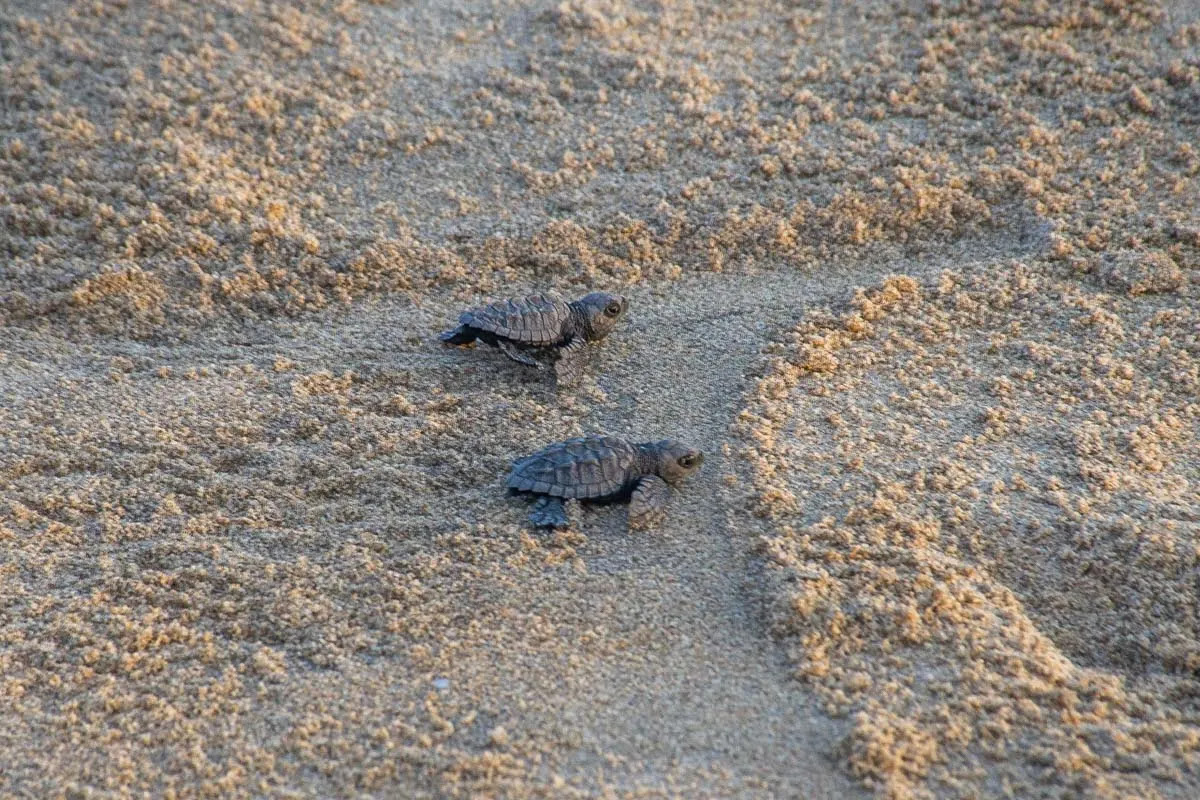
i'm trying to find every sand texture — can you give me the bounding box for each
[2,0,1199,798]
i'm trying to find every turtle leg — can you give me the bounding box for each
[554,338,589,387]
[529,496,569,529]
[498,339,545,369]
[439,324,476,345]
[628,475,671,530]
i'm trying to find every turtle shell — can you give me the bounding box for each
[460,292,572,347]
[507,436,639,500]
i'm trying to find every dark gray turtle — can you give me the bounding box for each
[439,291,628,385]
[506,435,704,530]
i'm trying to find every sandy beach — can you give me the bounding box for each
[2,1,1199,797]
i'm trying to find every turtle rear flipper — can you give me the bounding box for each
[498,339,545,369]
[628,475,671,530]
[529,496,569,528]
[439,324,476,345]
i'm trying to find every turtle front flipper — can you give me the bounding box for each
[554,338,588,387]
[529,496,569,529]
[628,475,671,530]
[498,339,545,369]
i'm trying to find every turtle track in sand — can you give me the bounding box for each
[383,238,1035,796]
[1,225,1034,798]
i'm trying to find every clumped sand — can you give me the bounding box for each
[2,0,1199,798]
[739,268,1198,798]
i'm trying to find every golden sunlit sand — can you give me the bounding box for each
[2,1,1198,797]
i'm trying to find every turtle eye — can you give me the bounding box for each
[604,302,621,317]
[677,455,695,469]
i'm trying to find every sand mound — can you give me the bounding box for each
[737,268,1199,798]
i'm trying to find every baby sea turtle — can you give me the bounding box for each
[439,291,628,385]
[506,435,704,530]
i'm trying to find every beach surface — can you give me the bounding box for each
[2,1,1199,797]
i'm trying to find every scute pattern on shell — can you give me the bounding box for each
[507,436,637,499]
[462,293,572,346]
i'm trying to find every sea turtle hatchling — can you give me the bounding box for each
[439,291,628,385]
[506,435,704,530]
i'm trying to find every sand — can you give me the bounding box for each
[2,0,1199,798]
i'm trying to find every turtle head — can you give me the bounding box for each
[649,439,704,485]
[574,291,628,341]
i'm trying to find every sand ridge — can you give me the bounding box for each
[735,264,1198,798]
